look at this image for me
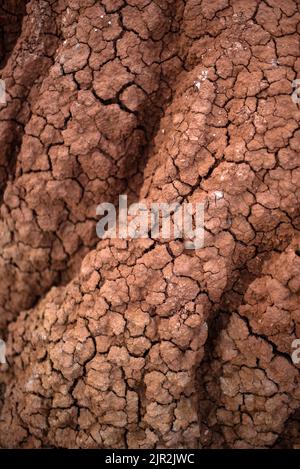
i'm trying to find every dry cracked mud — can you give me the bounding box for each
[0,0,300,449]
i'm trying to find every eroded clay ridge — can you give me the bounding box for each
[0,0,299,449]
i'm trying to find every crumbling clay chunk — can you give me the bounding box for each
[0,0,300,449]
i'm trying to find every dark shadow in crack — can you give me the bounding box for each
[0,0,29,69]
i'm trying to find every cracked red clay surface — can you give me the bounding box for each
[0,0,299,449]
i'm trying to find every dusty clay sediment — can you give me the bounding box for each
[0,0,299,448]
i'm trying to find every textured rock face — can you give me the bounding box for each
[0,0,299,449]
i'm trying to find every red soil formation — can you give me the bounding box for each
[0,0,299,449]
